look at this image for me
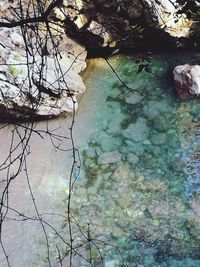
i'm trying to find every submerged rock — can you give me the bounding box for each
[99,134,122,152]
[143,99,169,120]
[97,151,121,165]
[123,139,145,156]
[151,133,166,145]
[125,93,143,105]
[173,64,200,99]
[153,117,171,131]
[107,113,127,134]
[148,200,170,218]
[127,153,139,166]
[123,117,150,142]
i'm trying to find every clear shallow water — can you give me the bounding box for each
[71,53,200,266]
[2,53,200,267]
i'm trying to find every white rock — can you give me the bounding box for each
[0,26,87,121]
[32,56,86,96]
[173,64,200,98]
[146,0,193,38]
[10,32,24,46]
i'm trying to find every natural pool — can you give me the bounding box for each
[70,53,200,266]
[1,53,200,267]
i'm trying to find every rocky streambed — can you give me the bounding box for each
[70,53,200,266]
[2,52,200,267]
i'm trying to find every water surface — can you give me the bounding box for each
[72,53,200,266]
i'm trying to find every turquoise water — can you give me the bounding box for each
[71,53,200,266]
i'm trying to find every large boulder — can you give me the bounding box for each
[173,64,200,98]
[0,48,86,121]
[0,17,87,121]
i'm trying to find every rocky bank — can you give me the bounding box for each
[0,0,199,121]
[63,0,198,53]
[0,0,87,121]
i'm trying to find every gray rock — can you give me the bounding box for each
[0,27,87,121]
[173,64,200,98]
[97,151,121,165]
[0,77,79,120]
[64,0,193,52]
[0,56,82,119]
